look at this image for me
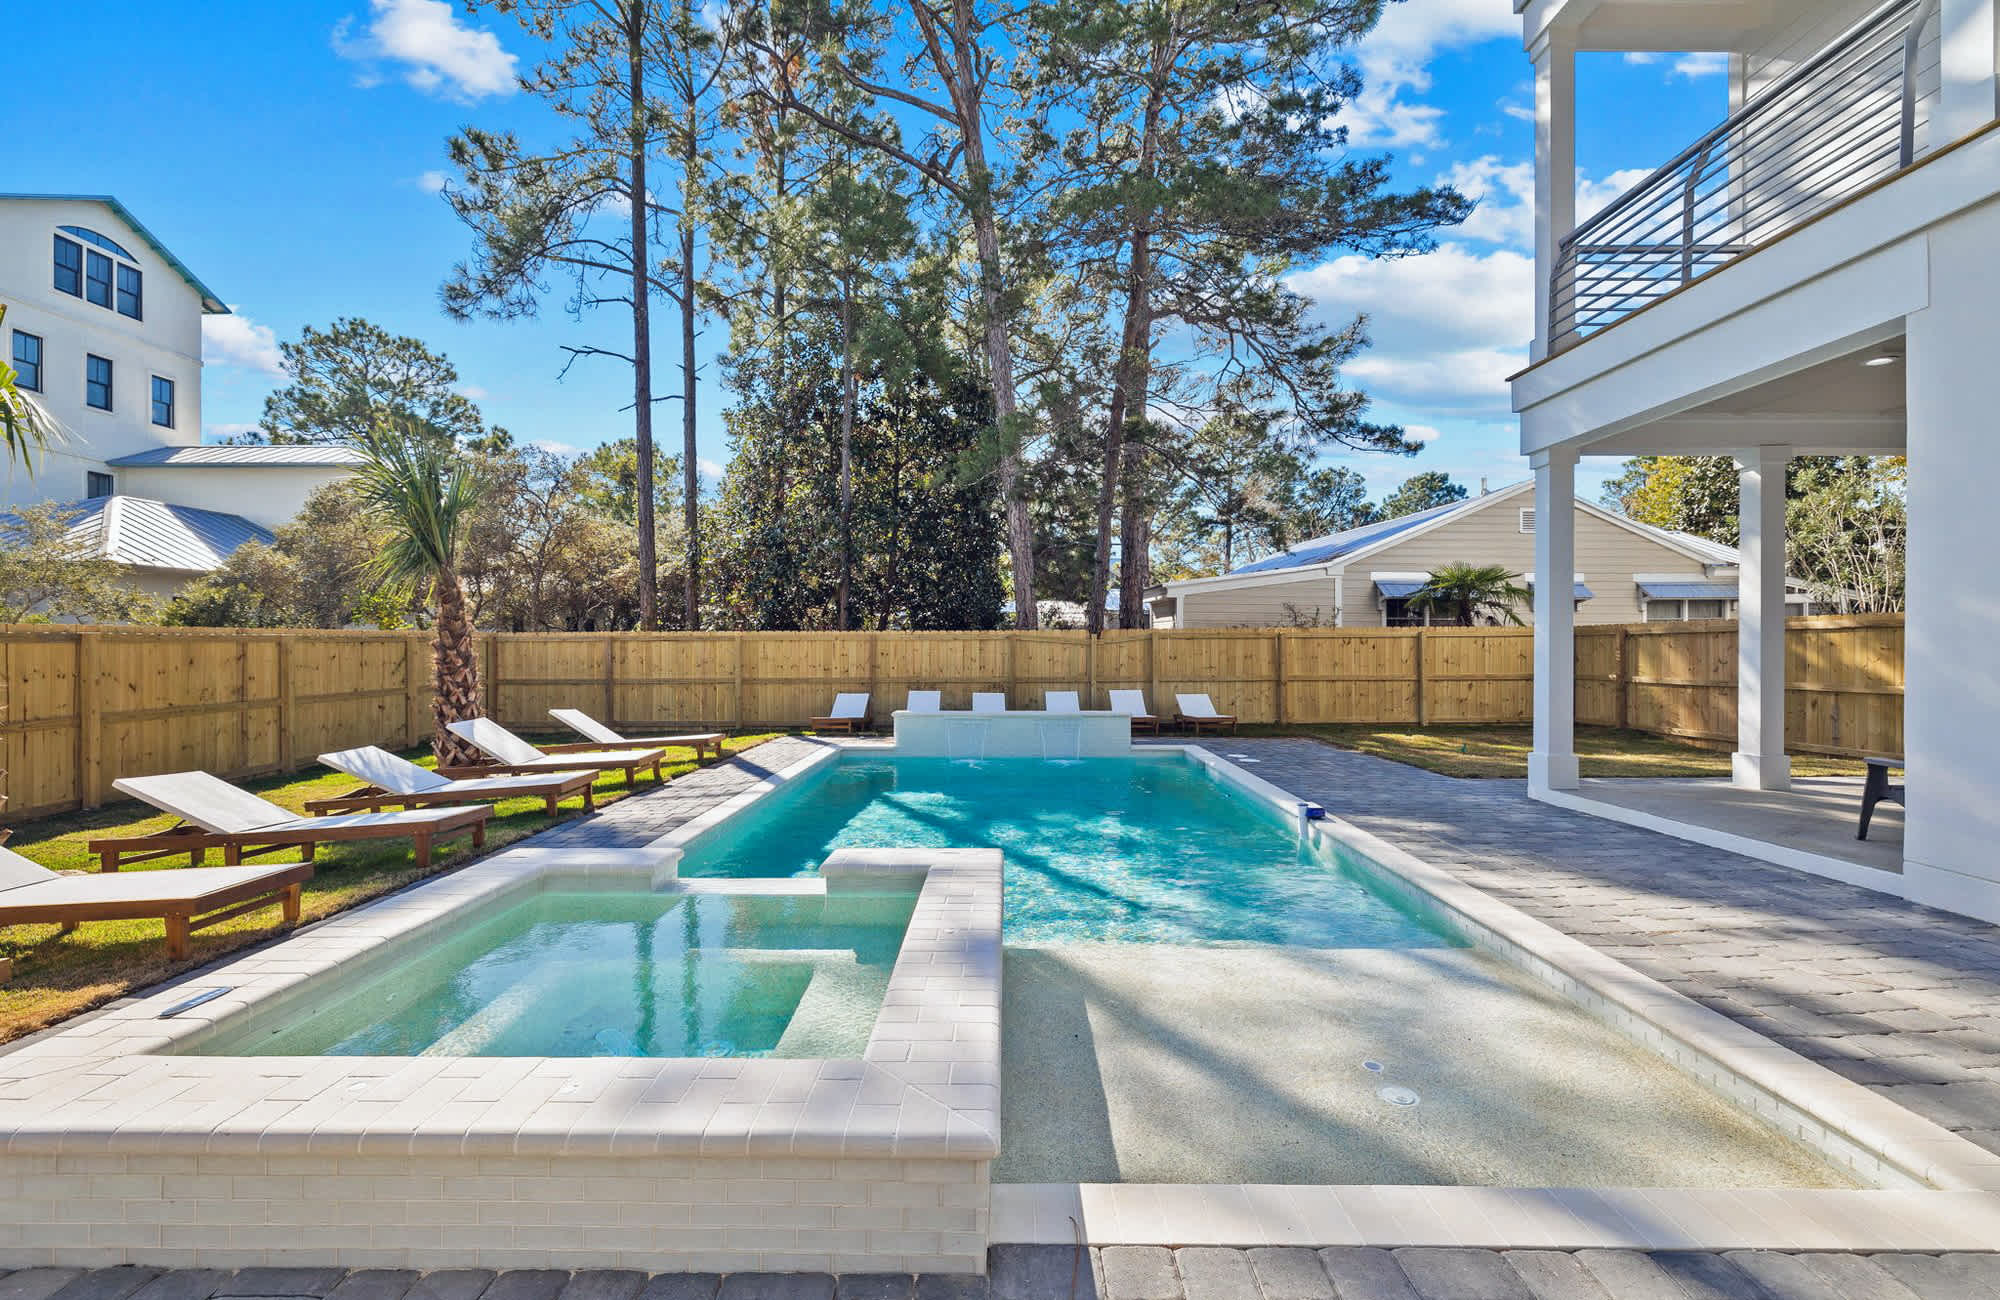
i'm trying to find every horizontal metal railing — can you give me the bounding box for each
[1550,0,1935,345]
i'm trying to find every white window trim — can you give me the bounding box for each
[150,374,176,429]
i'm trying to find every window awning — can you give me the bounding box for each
[1639,581,1738,600]
[1526,579,1595,600]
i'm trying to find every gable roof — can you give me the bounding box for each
[0,194,228,314]
[53,496,273,574]
[108,445,367,469]
[1227,489,1506,576]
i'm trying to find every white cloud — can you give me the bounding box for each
[335,0,517,101]
[697,458,724,483]
[1441,157,1535,246]
[1341,0,1520,148]
[417,169,449,194]
[202,311,285,377]
[204,422,263,442]
[1577,167,1657,224]
[1625,49,1730,78]
[1403,424,1443,444]
[455,382,489,399]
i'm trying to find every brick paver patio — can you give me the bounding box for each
[1207,739,2000,1157]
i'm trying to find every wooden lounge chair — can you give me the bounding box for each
[1109,689,1161,735]
[0,845,310,960]
[1174,693,1238,735]
[1858,755,1904,840]
[809,693,872,734]
[92,771,488,874]
[971,692,1008,713]
[548,708,726,761]
[1044,690,1081,712]
[311,745,598,816]
[906,690,942,713]
[444,718,667,784]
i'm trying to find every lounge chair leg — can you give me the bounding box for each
[583,785,596,812]
[165,914,190,961]
[546,794,559,816]
[472,823,486,849]
[281,884,302,928]
[416,833,432,870]
[190,847,204,867]
[98,848,118,873]
[224,843,242,866]
[60,920,78,937]
[301,843,316,863]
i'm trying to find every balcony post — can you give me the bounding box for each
[1530,447,1580,793]
[1938,0,1999,143]
[1532,26,1578,360]
[1733,446,1791,793]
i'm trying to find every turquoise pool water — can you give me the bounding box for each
[679,756,1453,947]
[192,891,915,1058]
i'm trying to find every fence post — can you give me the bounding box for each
[604,636,618,728]
[486,635,502,724]
[1006,633,1018,709]
[276,635,295,772]
[1273,630,1287,725]
[1085,633,1098,710]
[1414,628,1429,726]
[76,630,101,811]
[1147,632,1160,718]
[407,633,428,749]
[732,634,746,730]
[1616,626,1632,730]
[867,632,880,713]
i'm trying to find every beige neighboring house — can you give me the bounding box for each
[1145,480,1820,629]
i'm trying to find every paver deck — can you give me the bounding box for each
[531,735,832,849]
[1203,740,2000,1157]
[7,1249,1998,1300]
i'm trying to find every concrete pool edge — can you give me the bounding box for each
[0,829,1003,1272]
[1174,742,2000,1195]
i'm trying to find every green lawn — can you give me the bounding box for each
[1243,723,1865,781]
[0,733,777,1044]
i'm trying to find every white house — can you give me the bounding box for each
[1145,481,1824,629]
[0,194,360,594]
[1510,0,1999,920]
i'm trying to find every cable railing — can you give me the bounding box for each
[1550,0,1935,346]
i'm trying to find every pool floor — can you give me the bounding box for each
[998,944,1852,1188]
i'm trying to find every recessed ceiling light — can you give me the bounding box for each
[1863,355,1900,367]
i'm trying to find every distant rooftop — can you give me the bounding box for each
[54,496,273,573]
[0,194,228,315]
[1228,493,1500,576]
[107,444,367,469]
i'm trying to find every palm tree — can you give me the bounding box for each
[355,419,488,766]
[1407,563,1532,627]
[0,304,61,466]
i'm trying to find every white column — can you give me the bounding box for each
[1904,204,2000,923]
[1937,0,2000,144]
[1530,448,1579,792]
[1733,446,1791,792]
[1532,28,1578,361]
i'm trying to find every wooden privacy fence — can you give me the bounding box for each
[0,616,1903,819]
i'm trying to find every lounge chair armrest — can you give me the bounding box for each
[536,740,620,753]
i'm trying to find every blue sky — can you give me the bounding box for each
[10,0,1725,505]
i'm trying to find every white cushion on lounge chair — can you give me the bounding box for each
[114,771,474,835]
[319,746,451,795]
[549,708,623,744]
[113,771,300,834]
[447,717,547,764]
[1177,693,1226,718]
[906,691,942,713]
[0,846,56,893]
[1108,690,1152,716]
[827,693,870,720]
[0,860,303,908]
[1044,691,1081,712]
[971,693,1007,713]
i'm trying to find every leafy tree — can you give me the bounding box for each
[353,421,489,765]
[163,483,395,627]
[442,0,689,629]
[1158,410,1297,573]
[1378,470,1468,520]
[1787,457,1906,612]
[259,318,493,446]
[1599,455,1740,541]
[1271,462,1376,545]
[1406,562,1530,627]
[0,304,60,466]
[0,504,156,623]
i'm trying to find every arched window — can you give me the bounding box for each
[52,226,143,320]
[57,225,138,261]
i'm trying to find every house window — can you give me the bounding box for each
[10,331,42,392]
[86,472,114,499]
[1646,600,1684,622]
[85,355,113,410]
[84,251,114,308]
[1518,508,1536,533]
[53,236,83,296]
[117,265,143,320]
[1383,598,1431,627]
[151,376,175,428]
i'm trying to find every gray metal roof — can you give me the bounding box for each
[1230,495,1485,575]
[107,444,367,468]
[0,194,228,314]
[1639,581,1739,600]
[53,496,274,573]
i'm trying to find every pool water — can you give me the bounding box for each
[192,891,915,1058]
[679,756,1454,947]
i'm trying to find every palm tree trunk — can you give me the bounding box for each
[432,570,483,766]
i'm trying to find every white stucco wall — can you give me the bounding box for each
[115,465,354,532]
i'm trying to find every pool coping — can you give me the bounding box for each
[0,830,1003,1163]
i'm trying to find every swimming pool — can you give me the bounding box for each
[192,890,916,1058]
[677,754,1452,946]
